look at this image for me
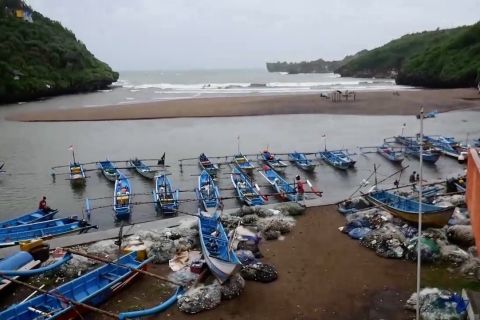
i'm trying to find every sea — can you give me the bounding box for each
[0,69,477,230]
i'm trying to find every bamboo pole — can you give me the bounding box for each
[65,249,183,287]
[0,275,119,319]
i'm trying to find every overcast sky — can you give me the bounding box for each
[29,0,479,71]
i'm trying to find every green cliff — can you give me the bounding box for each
[0,1,119,104]
[336,23,480,88]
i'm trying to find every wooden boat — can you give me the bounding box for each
[261,150,288,172]
[97,159,119,182]
[424,135,466,159]
[317,150,350,170]
[0,252,152,320]
[199,153,219,177]
[394,136,441,163]
[231,167,265,206]
[198,211,241,283]
[153,174,179,215]
[288,151,316,172]
[130,158,156,179]
[113,172,132,220]
[0,251,72,277]
[195,170,221,213]
[0,209,58,228]
[233,153,255,174]
[69,162,86,184]
[0,218,95,247]
[365,190,454,227]
[377,143,405,163]
[259,166,297,201]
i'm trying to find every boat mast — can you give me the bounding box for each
[416,107,424,320]
[237,136,240,154]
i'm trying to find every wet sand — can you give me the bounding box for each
[100,205,417,319]
[9,88,480,122]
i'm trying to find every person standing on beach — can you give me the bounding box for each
[409,171,416,183]
[295,175,306,206]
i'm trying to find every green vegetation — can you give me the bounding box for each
[0,2,118,104]
[337,23,480,88]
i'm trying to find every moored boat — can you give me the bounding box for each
[259,166,297,201]
[233,153,255,174]
[69,162,86,184]
[97,159,119,182]
[261,150,288,172]
[317,150,351,170]
[198,211,241,283]
[196,170,221,213]
[0,252,152,320]
[377,143,405,163]
[393,136,441,164]
[0,218,95,247]
[130,158,156,179]
[231,167,265,206]
[288,151,316,172]
[199,153,219,177]
[365,190,454,227]
[424,135,466,159]
[153,174,179,215]
[0,209,58,228]
[113,172,132,220]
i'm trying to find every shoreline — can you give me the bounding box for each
[7,88,480,122]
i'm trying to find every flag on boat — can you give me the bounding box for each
[67,145,74,151]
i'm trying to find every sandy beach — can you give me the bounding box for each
[96,205,417,320]
[8,88,480,122]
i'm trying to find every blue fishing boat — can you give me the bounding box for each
[130,158,156,179]
[69,162,86,184]
[288,151,316,172]
[196,170,221,213]
[233,153,255,174]
[0,218,95,247]
[231,167,265,206]
[113,172,132,220]
[199,153,219,177]
[259,166,297,201]
[317,150,350,170]
[365,190,454,227]
[0,251,72,277]
[261,150,288,172]
[394,136,441,164]
[153,174,179,215]
[198,211,241,283]
[377,143,405,163]
[424,135,466,159]
[0,252,152,320]
[0,209,58,228]
[97,159,119,182]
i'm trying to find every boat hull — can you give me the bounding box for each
[154,175,179,215]
[0,209,58,228]
[317,152,350,170]
[365,192,454,227]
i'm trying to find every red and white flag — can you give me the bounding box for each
[67,145,74,151]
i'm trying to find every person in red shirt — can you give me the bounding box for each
[295,175,305,205]
[38,196,51,212]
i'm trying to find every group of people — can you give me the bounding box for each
[409,171,421,183]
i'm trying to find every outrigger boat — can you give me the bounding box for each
[259,166,297,201]
[423,135,467,159]
[317,150,351,170]
[392,136,441,164]
[69,162,86,184]
[231,167,265,206]
[153,174,179,215]
[233,153,256,174]
[0,209,58,228]
[288,151,316,172]
[365,189,454,227]
[196,170,221,213]
[0,252,152,320]
[130,158,156,179]
[97,159,120,182]
[198,210,242,283]
[0,218,95,247]
[113,172,132,220]
[261,150,288,172]
[377,143,405,163]
[199,153,219,177]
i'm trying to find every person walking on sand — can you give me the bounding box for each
[409,171,416,183]
[295,175,306,206]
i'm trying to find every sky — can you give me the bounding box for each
[28,0,480,71]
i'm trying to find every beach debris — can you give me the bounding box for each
[235,250,257,265]
[263,229,282,240]
[347,227,372,240]
[241,262,278,283]
[337,197,371,214]
[237,240,263,258]
[148,238,176,264]
[274,202,306,216]
[405,237,440,263]
[448,207,470,226]
[446,225,475,247]
[220,273,245,300]
[459,257,480,280]
[435,194,465,207]
[177,283,222,314]
[168,268,199,287]
[86,239,119,256]
[258,217,295,235]
[405,288,467,320]
[439,243,470,265]
[168,251,190,272]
